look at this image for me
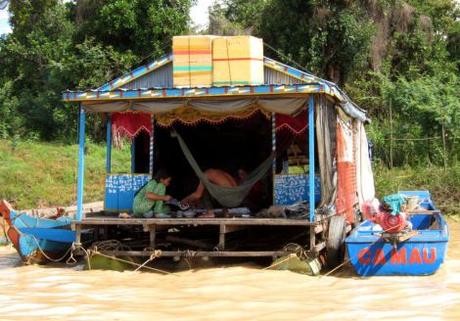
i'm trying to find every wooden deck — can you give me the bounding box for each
[72,216,325,258]
[76,217,317,226]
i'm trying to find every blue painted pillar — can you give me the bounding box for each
[76,104,86,221]
[106,114,112,173]
[308,95,315,222]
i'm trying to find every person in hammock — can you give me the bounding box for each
[132,169,173,218]
[181,168,242,218]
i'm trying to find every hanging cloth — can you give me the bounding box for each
[171,130,274,207]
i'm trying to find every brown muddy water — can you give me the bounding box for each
[1,220,460,321]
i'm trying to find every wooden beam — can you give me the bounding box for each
[77,217,315,226]
[102,250,289,258]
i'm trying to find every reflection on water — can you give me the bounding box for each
[1,219,460,321]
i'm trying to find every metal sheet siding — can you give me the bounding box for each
[121,63,173,89]
[264,67,304,84]
[119,63,303,90]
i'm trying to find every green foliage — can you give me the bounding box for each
[0,139,131,209]
[0,0,193,141]
[374,163,460,215]
[0,0,459,169]
[213,0,460,166]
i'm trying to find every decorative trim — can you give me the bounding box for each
[98,54,172,91]
[63,83,323,103]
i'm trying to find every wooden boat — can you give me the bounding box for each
[345,191,448,276]
[0,200,76,264]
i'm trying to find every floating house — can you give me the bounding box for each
[58,36,375,266]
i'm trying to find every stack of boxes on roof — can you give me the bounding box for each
[172,35,264,88]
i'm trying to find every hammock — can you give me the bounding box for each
[172,130,274,208]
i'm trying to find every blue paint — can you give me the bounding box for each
[274,175,320,205]
[104,174,150,212]
[9,210,74,259]
[308,96,315,222]
[106,114,112,173]
[76,105,86,221]
[345,192,449,276]
[62,83,325,103]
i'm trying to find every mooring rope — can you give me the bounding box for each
[30,235,74,263]
[134,250,162,272]
[90,249,177,276]
[262,253,297,270]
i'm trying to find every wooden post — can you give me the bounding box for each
[76,104,86,221]
[308,96,315,222]
[309,225,316,251]
[149,225,156,248]
[219,224,226,250]
[131,140,136,173]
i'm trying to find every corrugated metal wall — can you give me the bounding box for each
[119,63,304,89]
[121,63,173,89]
[264,68,305,85]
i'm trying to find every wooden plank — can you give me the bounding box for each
[102,250,289,257]
[76,217,314,226]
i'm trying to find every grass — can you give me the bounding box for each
[373,164,460,215]
[0,139,458,215]
[0,139,130,210]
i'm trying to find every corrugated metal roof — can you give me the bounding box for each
[120,63,173,89]
[117,62,304,89]
[264,67,305,85]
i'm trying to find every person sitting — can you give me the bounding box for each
[132,169,173,218]
[181,168,246,218]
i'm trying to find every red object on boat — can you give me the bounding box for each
[112,112,152,138]
[375,212,407,233]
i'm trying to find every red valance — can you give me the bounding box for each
[111,110,308,139]
[275,110,307,136]
[112,112,152,138]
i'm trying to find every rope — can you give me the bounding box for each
[225,38,232,85]
[134,250,162,272]
[90,249,177,275]
[30,235,74,263]
[263,253,297,270]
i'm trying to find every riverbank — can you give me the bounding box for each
[0,140,458,215]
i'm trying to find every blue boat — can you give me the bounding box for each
[0,200,76,264]
[345,191,449,276]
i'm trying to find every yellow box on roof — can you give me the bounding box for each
[173,35,214,87]
[212,36,264,86]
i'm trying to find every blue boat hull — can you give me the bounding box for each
[345,191,449,276]
[0,201,76,264]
